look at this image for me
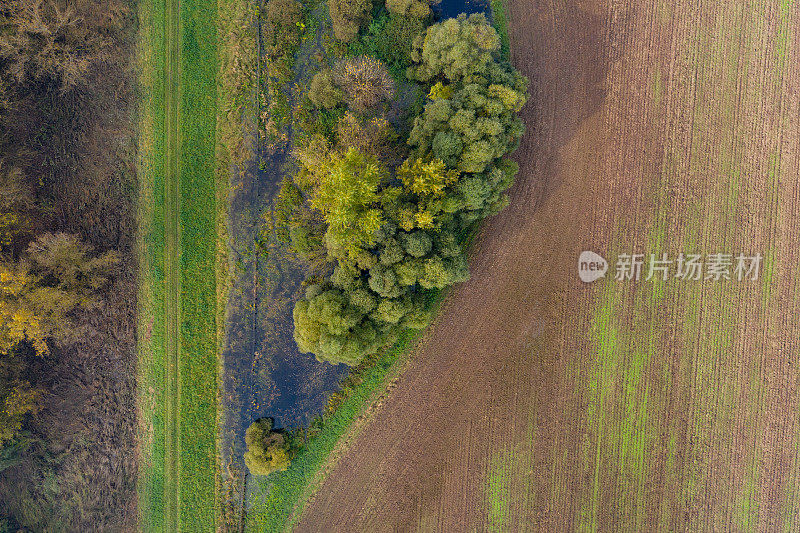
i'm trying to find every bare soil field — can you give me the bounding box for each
[295,0,800,531]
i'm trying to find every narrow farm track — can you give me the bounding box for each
[162,0,181,528]
[295,1,800,530]
[138,0,217,528]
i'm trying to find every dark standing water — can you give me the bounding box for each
[220,140,348,481]
[433,0,489,20]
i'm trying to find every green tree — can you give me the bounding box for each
[457,174,492,210]
[385,0,437,18]
[310,148,386,262]
[308,70,343,109]
[269,177,305,245]
[289,225,321,257]
[347,287,377,313]
[419,254,469,289]
[400,303,432,329]
[398,157,458,198]
[408,14,500,83]
[394,256,424,286]
[293,284,384,365]
[243,419,291,476]
[389,157,460,230]
[330,262,362,290]
[350,13,425,71]
[371,296,412,324]
[455,158,519,217]
[434,227,462,257]
[336,112,401,164]
[379,238,404,265]
[399,230,432,258]
[293,134,334,190]
[408,63,527,173]
[367,264,402,298]
[427,81,453,100]
[328,0,372,42]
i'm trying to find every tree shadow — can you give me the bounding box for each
[507,1,613,214]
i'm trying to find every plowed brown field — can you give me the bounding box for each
[294,1,800,530]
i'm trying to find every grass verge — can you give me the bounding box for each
[490,0,510,59]
[136,0,168,526]
[137,0,220,528]
[176,0,219,529]
[215,0,257,527]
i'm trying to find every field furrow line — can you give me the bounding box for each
[163,0,181,529]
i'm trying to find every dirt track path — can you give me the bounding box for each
[295,1,800,530]
[163,0,181,528]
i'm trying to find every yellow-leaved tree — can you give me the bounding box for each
[243,418,291,476]
[310,148,387,263]
[0,232,118,445]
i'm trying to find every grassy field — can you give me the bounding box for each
[137,0,220,528]
[136,0,168,526]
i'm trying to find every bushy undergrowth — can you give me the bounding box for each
[244,419,291,475]
[0,0,138,530]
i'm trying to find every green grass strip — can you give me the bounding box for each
[136,0,168,526]
[177,0,219,529]
[490,0,511,59]
[137,0,219,528]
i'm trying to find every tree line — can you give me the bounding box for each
[244,0,526,478]
[274,6,527,367]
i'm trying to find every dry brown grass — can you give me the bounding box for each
[0,1,138,530]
